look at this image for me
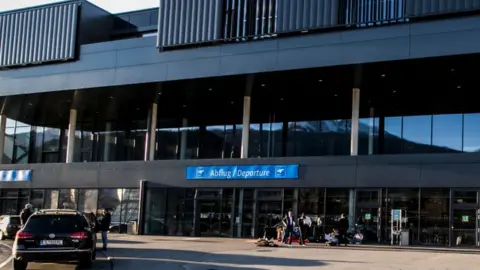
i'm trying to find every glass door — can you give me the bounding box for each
[356,189,382,243]
[197,200,221,237]
[452,209,476,246]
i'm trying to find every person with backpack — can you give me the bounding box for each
[20,204,33,227]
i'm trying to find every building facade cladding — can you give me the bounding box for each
[2,0,480,245]
[0,0,112,68]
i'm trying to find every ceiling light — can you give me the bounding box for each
[318,79,323,82]
[183,105,187,108]
[230,101,235,104]
[450,68,455,72]
[109,96,114,99]
[208,88,213,91]
[392,90,396,93]
[381,74,386,77]
[280,97,284,101]
[334,94,338,97]
[457,85,461,89]
[158,92,162,95]
[261,84,266,87]
[28,102,33,106]
[136,108,140,110]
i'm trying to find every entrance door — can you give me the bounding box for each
[197,201,221,237]
[356,189,382,243]
[452,209,477,246]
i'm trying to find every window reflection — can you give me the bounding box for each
[203,125,240,159]
[432,114,462,152]
[78,189,99,213]
[402,115,432,153]
[463,113,480,152]
[287,120,350,157]
[419,189,449,246]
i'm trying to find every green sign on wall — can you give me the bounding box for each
[364,213,371,220]
[462,215,469,222]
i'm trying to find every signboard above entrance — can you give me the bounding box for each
[186,165,299,180]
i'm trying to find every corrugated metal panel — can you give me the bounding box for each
[157,0,223,48]
[0,2,79,68]
[345,0,406,26]
[406,0,480,17]
[223,0,276,40]
[276,0,339,33]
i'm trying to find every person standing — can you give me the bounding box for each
[282,211,295,247]
[20,204,33,227]
[100,209,112,251]
[338,213,349,246]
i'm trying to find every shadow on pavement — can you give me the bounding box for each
[106,247,364,268]
[318,244,480,255]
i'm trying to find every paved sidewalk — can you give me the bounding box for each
[104,235,480,270]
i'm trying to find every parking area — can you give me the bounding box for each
[1,235,480,269]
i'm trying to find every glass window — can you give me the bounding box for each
[3,127,14,164]
[179,127,199,159]
[145,188,167,235]
[325,189,349,233]
[24,215,84,233]
[30,190,45,211]
[202,125,240,159]
[432,114,462,153]
[386,188,419,243]
[384,117,402,154]
[402,115,432,154]
[359,117,379,155]
[42,128,61,152]
[97,189,122,225]
[419,189,449,245]
[166,189,191,236]
[453,190,477,204]
[156,128,179,160]
[463,113,480,152]
[58,189,78,210]
[13,125,31,164]
[248,124,261,158]
[261,123,283,157]
[120,189,139,223]
[298,188,325,238]
[44,190,59,209]
[78,189,99,214]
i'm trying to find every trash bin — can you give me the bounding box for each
[400,229,409,246]
[127,221,138,235]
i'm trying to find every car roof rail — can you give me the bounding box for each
[36,209,79,215]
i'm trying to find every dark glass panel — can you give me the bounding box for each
[44,190,59,209]
[156,128,179,160]
[453,190,477,204]
[419,189,449,246]
[97,189,122,225]
[432,114,462,152]
[325,188,349,233]
[463,113,480,153]
[30,190,45,211]
[145,188,167,235]
[78,189,99,214]
[383,116,402,154]
[402,115,432,154]
[58,189,78,210]
[120,189,139,224]
[358,117,379,155]
[13,125,31,164]
[386,188,419,244]
[3,127,14,164]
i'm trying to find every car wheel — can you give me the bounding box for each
[12,259,27,270]
[79,252,93,269]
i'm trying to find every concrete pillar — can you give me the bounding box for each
[349,87,360,229]
[66,109,77,163]
[144,103,158,161]
[350,88,360,156]
[368,107,375,155]
[241,75,254,158]
[180,118,188,160]
[0,115,6,164]
[103,122,112,161]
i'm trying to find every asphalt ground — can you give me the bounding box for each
[1,235,480,269]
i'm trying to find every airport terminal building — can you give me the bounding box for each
[1,0,480,246]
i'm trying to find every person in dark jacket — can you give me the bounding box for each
[100,209,112,251]
[20,204,33,227]
[338,213,349,246]
[282,211,295,247]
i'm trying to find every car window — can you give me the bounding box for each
[9,217,20,225]
[24,215,83,233]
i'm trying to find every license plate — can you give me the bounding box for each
[40,240,63,246]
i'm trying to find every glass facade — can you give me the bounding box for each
[142,187,480,246]
[0,188,139,234]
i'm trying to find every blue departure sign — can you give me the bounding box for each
[186,165,299,180]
